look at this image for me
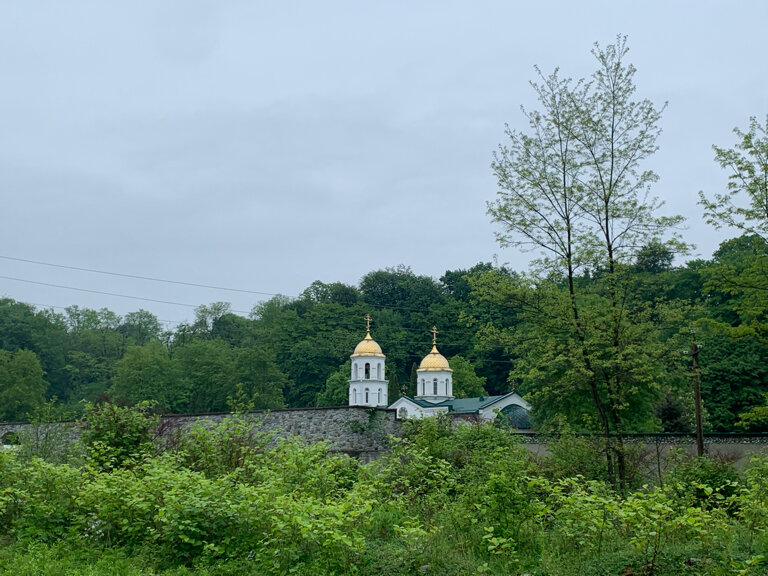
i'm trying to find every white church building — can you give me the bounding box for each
[348,317,532,428]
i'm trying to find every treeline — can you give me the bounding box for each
[1,233,767,432]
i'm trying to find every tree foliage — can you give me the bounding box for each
[487,36,687,488]
[0,349,47,421]
[700,115,768,240]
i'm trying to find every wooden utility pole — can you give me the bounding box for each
[691,327,705,457]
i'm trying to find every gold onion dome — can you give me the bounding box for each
[418,345,452,372]
[351,331,385,358]
[418,326,452,372]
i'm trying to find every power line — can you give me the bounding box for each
[3,274,487,338]
[0,254,498,328]
[0,255,279,297]
[0,254,475,315]
[0,275,251,314]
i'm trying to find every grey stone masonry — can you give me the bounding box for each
[161,406,402,460]
[4,409,768,467]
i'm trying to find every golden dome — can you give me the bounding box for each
[351,331,385,358]
[417,345,452,372]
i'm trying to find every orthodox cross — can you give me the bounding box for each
[431,326,438,346]
[365,314,372,333]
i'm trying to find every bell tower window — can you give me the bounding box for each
[433,378,438,395]
[365,363,370,379]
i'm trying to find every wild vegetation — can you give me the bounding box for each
[1,405,767,575]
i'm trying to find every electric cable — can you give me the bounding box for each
[0,255,278,296]
[0,275,251,314]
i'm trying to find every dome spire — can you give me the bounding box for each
[416,325,453,402]
[350,314,385,358]
[417,326,452,372]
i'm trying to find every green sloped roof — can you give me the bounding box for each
[445,395,508,413]
[396,392,530,420]
[394,393,533,429]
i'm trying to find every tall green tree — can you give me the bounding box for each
[174,339,237,413]
[697,114,768,424]
[315,361,351,407]
[699,117,768,343]
[699,114,768,241]
[0,349,47,421]
[110,342,184,411]
[234,346,286,410]
[121,310,162,346]
[449,355,488,398]
[487,36,685,488]
[0,299,69,402]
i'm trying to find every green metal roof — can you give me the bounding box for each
[397,392,531,424]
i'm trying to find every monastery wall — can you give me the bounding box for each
[0,406,402,463]
[161,406,401,461]
[3,409,768,469]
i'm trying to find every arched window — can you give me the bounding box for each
[377,363,382,379]
[433,378,438,395]
[354,364,358,380]
[377,388,382,404]
[352,389,357,404]
[421,379,425,396]
[365,388,369,403]
[365,363,370,379]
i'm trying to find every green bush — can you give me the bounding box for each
[0,451,82,540]
[168,412,272,480]
[81,401,159,471]
[664,450,741,509]
[17,399,83,465]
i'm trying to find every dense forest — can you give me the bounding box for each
[1,231,767,434]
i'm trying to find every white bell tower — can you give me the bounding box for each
[415,326,453,403]
[349,314,388,407]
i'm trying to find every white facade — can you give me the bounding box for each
[389,396,449,419]
[389,392,531,424]
[414,328,454,404]
[415,368,453,403]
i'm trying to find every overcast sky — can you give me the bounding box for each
[1,1,766,328]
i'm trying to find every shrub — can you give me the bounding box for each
[18,399,83,465]
[81,401,159,471]
[664,450,740,509]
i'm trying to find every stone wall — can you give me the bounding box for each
[1,406,402,461]
[0,421,30,444]
[4,408,768,469]
[161,406,401,461]
[520,432,768,473]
